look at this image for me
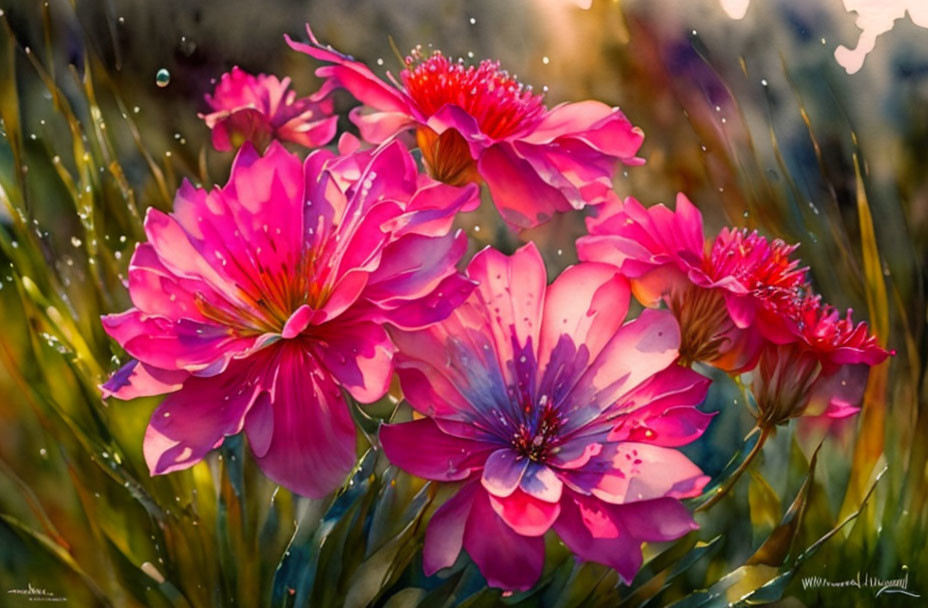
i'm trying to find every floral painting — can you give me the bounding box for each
[0,0,923,606]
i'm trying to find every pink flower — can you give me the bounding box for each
[100,140,479,497]
[577,193,808,371]
[285,25,645,229]
[751,294,891,425]
[379,243,711,590]
[200,66,338,151]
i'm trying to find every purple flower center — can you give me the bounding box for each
[509,394,561,462]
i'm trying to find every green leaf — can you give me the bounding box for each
[271,449,377,607]
[746,443,820,567]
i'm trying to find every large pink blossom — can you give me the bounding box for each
[200,66,338,151]
[577,193,808,371]
[379,243,711,590]
[101,140,479,497]
[285,25,644,229]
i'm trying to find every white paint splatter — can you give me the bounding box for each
[719,0,750,20]
[835,0,928,74]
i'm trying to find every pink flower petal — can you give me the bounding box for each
[525,101,644,158]
[463,487,545,591]
[385,182,480,237]
[144,356,266,475]
[488,487,561,537]
[101,309,258,374]
[538,262,629,371]
[564,441,708,504]
[519,462,564,503]
[285,25,412,114]
[423,481,479,575]
[554,492,641,583]
[478,142,574,229]
[554,492,695,584]
[482,449,530,498]
[608,365,713,447]
[249,346,357,497]
[276,113,339,149]
[126,244,212,322]
[391,360,461,414]
[615,497,699,542]
[101,360,188,400]
[281,305,313,339]
[365,231,469,305]
[467,242,546,374]
[349,107,416,144]
[380,418,494,482]
[310,321,396,403]
[559,308,681,434]
[373,272,477,331]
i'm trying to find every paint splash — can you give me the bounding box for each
[835,0,928,74]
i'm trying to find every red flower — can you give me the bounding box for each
[285,25,644,229]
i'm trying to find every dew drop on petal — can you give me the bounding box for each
[155,68,171,88]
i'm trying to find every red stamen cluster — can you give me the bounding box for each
[401,48,546,140]
[791,294,889,363]
[708,228,808,298]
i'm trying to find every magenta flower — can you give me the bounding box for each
[751,294,890,425]
[101,140,479,497]
[200,66,338,152]
[285,25,644,229]
[379,243,711,590]
[577,193,808,371]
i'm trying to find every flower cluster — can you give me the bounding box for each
[578,192,891,426]
[101,23,891,592]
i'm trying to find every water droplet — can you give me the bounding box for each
[71,236,82,248]
[376,57,384,66]
[761,78,768,86]
[469,17,476,24]
[542,56,550,65]
[155,68,171,88]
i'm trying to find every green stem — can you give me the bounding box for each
[696,425,772,513]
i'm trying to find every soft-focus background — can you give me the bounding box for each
[0,0,925,606]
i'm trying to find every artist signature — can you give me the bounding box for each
[801,571,920,598]
[6,583,67,602]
